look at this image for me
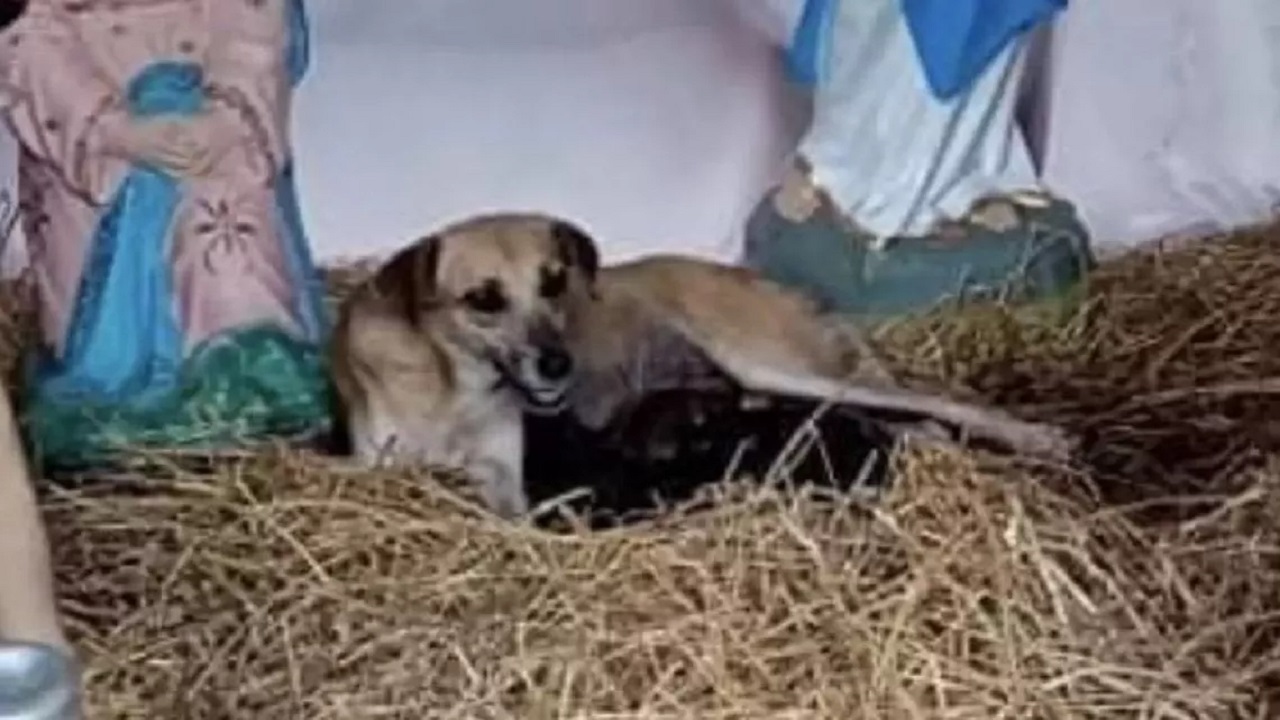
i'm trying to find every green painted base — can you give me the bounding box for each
[743,192,1096,322]
[21,324,332,473]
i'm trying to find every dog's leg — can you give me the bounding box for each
[717,359,1075,461]
[469,414,529,520]
[349,407,402,468]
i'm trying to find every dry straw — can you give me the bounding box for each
[13,224,1280,718]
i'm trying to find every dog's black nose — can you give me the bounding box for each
[536,347,574,381]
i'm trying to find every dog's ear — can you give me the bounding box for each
[550,219,600,296]
[375,234,442,326]
[0,0,28,31]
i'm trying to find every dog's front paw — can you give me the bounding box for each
[1010,421,1078,464]
[473,464,530,521]
[490,494,530,522]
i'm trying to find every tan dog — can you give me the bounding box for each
[331,213,595,517]
[331,212,1074,518]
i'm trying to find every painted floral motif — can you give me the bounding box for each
[189,197,259,274]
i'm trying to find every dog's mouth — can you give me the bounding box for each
[488,357,571,416]
[515,384,569,415]
[500,377,569,415]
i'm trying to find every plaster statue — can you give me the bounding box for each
[0,0,330,471]
[743,0,1094,318]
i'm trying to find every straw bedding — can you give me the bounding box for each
[15,223,1280,718]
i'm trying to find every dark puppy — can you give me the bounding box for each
[523,382,900,530]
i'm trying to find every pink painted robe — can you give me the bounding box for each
[0,0,306,358]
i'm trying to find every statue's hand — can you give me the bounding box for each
[166,112,243,178]
[99,114,227,177]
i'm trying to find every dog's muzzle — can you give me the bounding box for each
[490,346,575,415]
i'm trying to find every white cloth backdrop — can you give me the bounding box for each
[290,0,808,265]
[0,128,18,272]
[3,0,1280,272]
[1034,0,1280,248]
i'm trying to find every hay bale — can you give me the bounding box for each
[11,224,1280,717]
[45,449,1280,718]
[876,223,1280,504]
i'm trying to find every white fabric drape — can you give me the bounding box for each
[289,0,808,264]
[1036,0,1280,249]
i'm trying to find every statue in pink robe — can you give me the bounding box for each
[0,0,330,471]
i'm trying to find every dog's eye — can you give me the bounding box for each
[461,285,508,314]
[540,267,568,299]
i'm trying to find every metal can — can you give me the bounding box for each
[0,642,81,720]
